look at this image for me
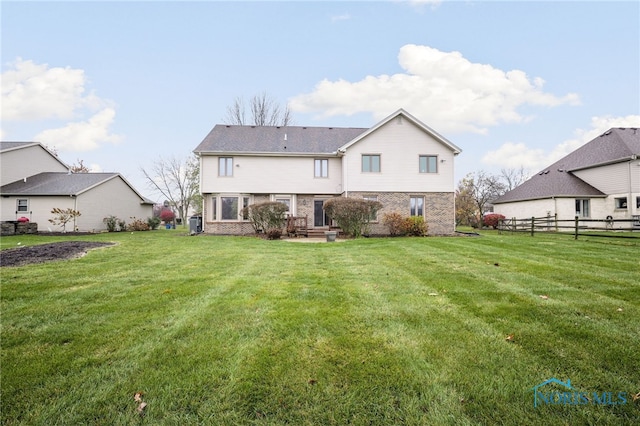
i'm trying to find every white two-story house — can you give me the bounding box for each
[193,109,462,236]
[493,128,640,226]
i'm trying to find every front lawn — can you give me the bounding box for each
[1,231,638,424]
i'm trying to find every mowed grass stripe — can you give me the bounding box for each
[2,231,639,424]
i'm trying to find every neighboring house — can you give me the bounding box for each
[493,128,640,226]
[193,109,462,236]
[1,142,154,232]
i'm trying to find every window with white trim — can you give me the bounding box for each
[410,196,424,217]
[615,197,628,209]
[221,196,238,220]
[314,159,328,178]
[16,199,28,213]
[219,157,233,177]
[575,199,590,218]
[275,197,292,216]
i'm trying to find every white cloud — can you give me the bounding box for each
[482,114,640,170]
[1,58,121,151]
[34,108,122,152]
[289,44,580,134]
[1,58,103,121]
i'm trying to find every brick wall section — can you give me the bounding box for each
[349,191,455,235]
[202,192,455,236]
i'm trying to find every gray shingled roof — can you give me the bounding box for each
[494,128,640,203]
[193,125,369,155]
[0,141,39,152]
[1,172,120,196]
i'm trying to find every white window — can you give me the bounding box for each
[410,196,424,217]
[212,195,251,221]
[275,196,292,216]
[16,199,28,213]
[314,159,328,178]
[575,199,590,218]
[219,157,233,177]
[615,197,627,209]
[419,155,438,173]
[362,154,381,173]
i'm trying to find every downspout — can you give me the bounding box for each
[339,150,348,197]
[628,158,635,217]
[72,194,78,231]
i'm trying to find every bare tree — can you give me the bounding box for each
[456,171,506,227]
[70,159,90,173]
[500,166,530,191]
[225,92,292,126]
[141,155,200,226]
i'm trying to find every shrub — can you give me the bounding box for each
[404,216,428,236]
[242,202,288,234]
[323,197,382,238]
[118,219,127,232]
[266,228,282,240]
[147,216,161,230]
[128,217,150,231]
[49,208,81,232]
[159,209,176,223]
[104,215,118,232]
[483,213,506,229]
[382,212,406,236]
[382,213,428,236]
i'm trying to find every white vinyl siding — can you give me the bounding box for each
[200,155,342,194]
[0,144,69,185]
[572,161,639,194]
[343,118,455,193]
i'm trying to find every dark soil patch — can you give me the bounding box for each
[1,241,114,268]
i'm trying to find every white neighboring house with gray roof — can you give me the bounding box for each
[1,142,154,232]
[193,109,462,235]
[493,128,640,227]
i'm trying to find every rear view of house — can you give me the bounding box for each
[193,109,462,236]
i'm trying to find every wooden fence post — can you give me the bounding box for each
[531,217,535,237]
[574,216,579,240]
[555,213,558,232]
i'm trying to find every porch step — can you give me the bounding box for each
[306,228,341,238]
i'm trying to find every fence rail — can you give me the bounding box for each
[498,214,640,239]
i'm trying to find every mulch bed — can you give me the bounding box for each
[1,241,114,268]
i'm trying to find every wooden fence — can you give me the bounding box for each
[498,214,640,240]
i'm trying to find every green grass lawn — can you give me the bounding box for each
[1,230,639,425]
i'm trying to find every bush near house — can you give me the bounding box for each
[483,213,506,229]
[242,202,288,234]
[323,198,382,238]
[383,212,428,236]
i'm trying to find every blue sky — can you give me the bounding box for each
[2,0,639,202]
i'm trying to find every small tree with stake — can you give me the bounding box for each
[49,208,81,232]
[160,209,176,228]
